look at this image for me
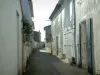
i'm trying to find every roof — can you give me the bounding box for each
[49,0,64,20]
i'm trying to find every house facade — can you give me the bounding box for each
[49,0,64,58]
[44,25,52,53]
[34,31,41,49]
[49,0,100,74]
[49,0,76,61]
[0,0,22,75]
[75,0,100,74]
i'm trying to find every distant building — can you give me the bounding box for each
[44,25,52,42]
[34,31,41,42]
[42,42,45,48]
[33,31,41,49]
[44,25,52,53]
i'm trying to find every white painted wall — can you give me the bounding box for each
[75,0,100,74]
[32,41,39,49]
[0,0,22,75]
[51,0,75,62]
[24,44,32,68]
[51,3,64,57]
[45,42,52,53]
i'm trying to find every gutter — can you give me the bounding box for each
[20,0,25,74]
[49,0,64,20]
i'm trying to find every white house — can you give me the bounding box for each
[0,0,23,75]
[44,25,52,53]
[75,0,100,74]
[49,0,76,62]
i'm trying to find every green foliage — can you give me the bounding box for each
[22,20,33,44]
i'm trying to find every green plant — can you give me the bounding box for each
[22,20,33,45]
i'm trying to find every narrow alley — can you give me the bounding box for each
[1,0,100,75]
[23,49,91,75]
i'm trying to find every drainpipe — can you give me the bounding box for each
[73,0,77,65]
[20,0,24,73]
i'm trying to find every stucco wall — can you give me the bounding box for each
[0,0,22,75]
[51,6,63,56]
[32,41,40,49]
[45,42,52,53]
[62,0,75,63]
[75,0,100,74]
[51,0,75,61]
[24,44,32,68]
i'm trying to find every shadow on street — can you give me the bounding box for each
[23,49,62,75]
[23,49,91,75]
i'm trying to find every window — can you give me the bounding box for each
[70,0,73,21]
[67,0,74,30]
[58,14,60,23]
[62,8,65,29]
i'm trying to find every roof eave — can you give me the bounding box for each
[49,0,64,20]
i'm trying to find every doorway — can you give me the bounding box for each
[56,36,59,55]
[80,21,87,69]
[79,18,93,74]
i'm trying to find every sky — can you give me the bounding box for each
[32,0,59,41]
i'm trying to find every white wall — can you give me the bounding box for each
[32,41,39,49]
[45,42,52,53]
[24,44,32,68]
[51,3,64,57]
[0,0,22,75]
[24,36,34,68]
[76,0,100,74]
[62,0,75,63]
[51,0,75,62]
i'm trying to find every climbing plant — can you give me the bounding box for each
[22,20,33,44]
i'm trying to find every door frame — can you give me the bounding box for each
[56,36,59,55]
[79,18,94,74]
[86,18,94,74]
[79,22,83,68]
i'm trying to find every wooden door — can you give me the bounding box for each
[80,21,87,69]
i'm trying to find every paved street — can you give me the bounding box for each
[23,49,91,75]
